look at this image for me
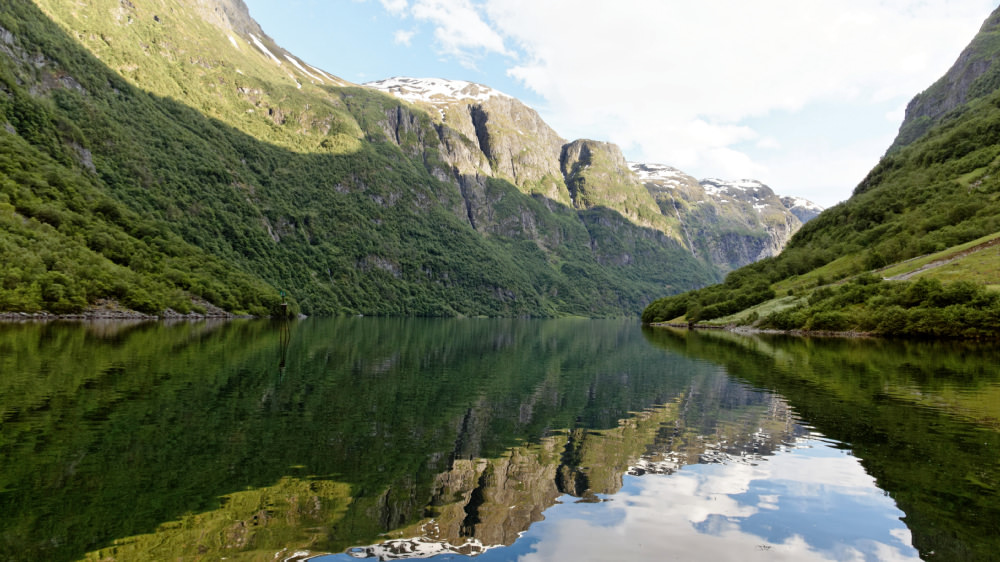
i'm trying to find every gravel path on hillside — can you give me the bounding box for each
[883,237,1000,281]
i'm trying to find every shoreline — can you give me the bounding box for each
[648,321,876,339]
[0,310,253,322]
[0,298,257,323]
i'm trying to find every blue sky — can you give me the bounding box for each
[242,0,999,207]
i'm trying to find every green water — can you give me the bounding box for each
[0,318,997,560]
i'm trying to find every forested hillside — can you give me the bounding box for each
[0,0,724,317]
[643,5,1000,338]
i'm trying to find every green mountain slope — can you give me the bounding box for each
[0,0,722,317]
[643,4,1000,337]
[888,7,1000,153]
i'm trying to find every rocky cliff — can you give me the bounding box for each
[888,5,1000,152]
[365,77,571,206]
[631,163,818,272]
[367,79,819,275]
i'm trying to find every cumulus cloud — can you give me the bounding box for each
[408,0,510,66]
[379,0,409,15]
[486,1,993,182]
[393,29,416,46]
[519,437,918,561]
[375,0,997,201]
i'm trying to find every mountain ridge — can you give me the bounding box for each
[0,0,816,318]
[367,76,821,274]
[1,0,715,317]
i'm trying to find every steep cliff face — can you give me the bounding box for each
[561,140,677,236]
[365,77,571,206]
[366,78,819,278]
[888,5,1000,152]
[631,163,816,272]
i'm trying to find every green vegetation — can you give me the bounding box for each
[641,266,776,324]
[0,318,707,560]
[0,0,717,318]
[643,9,1000,337]
[758,274,1000,338]
[643,327,1000,560]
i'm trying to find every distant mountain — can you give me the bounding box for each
[780,196,823,223]
[629,163,820,272]
[367,78,819,273]
[644,4,1000,338]
[0,0,818,318]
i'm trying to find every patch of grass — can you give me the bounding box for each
[706,295,807,326]
[879,231,1000,279]
[772,254,865,294]
[919,244,1000,285]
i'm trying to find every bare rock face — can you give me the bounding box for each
[631,163,820,273]
[888,6,1000,153]
[561,140,678,236]
[365,78,571,206]
[365,77,821,278]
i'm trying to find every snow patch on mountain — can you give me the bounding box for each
[629,162,688,182]
[782,196,823,212]
[285,54,322,82]
[248,33,280,65]
[629,162,823,221]
[701,178,768,194]
[364,77,511,106]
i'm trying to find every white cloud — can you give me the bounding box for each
[379,0,409,15]
[756,137,781,150]
[518,437,919,561]
[371,0,997,201]
[481,0,996,200]
[393,29,416,46]
[408,0,510,66]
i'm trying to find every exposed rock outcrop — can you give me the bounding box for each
[632,163,819,272]
[887,6,1000,152]
[367,78,821,277]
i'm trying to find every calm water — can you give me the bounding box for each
[1,318,998,561]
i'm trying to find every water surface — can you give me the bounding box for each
[1,318,997,560]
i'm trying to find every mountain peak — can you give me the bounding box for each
[699,178,770,195]
[628,162,694,184]
[364,77,511,106]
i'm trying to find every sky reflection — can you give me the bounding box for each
[512,435,919,562]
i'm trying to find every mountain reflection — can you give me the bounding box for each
[2,319,996,561]
[339,375,810,560]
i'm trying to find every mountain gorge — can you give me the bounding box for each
[364,76,819,274]
[0,0,815,317]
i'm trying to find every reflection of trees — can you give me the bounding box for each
[641,326,1000,561]
[5,318,711,560]
[3,318,874,561]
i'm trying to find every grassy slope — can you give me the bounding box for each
[643,67,1000,336]
[0,0,717,317]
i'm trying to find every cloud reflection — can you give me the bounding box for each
[517,436,919,561]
